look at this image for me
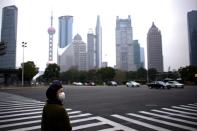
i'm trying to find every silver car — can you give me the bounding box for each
[126,81,140,87]
[166,81,184,88]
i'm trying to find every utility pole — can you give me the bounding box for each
[22,42,27,86]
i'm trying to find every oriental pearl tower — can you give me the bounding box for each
[47,13,55,63]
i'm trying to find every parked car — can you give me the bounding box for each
[84,82,96,86]
[107,81,117,86]
[166,81,184,88]
[147,81,170,89]
[73,82,83,86]
[126,81,140,87]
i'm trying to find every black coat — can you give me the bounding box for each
[41,103,72,131]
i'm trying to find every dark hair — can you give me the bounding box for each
[46,80,63,100]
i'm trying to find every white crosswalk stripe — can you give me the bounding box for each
[0,92,135,131]
[139,111,197,126]
[1,92,197,131]
[111,104,197,131]
[151,109,197,120]
[172,106,197,112]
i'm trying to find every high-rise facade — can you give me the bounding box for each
[95,15,102,68]
[73,34,87,71]
[47,13,55,63]
[58,16,73,48]
[147,22,163,72]
[58,43,74,72]
[58,15,73,70]
[0,5,18,69]
[187,10,197,66]
[133,40,141,69]
[116,15,136,71]
[87,30,96,69]
[140,47,145,68]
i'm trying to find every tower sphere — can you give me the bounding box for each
[48,27,55,35]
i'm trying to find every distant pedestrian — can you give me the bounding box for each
[41,80,72,131]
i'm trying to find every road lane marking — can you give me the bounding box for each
[152,109,197,120]
[0,105,43,112]
[188,104,197,107]
[172,106,197,112]
[96,116,136,131]
[0,120,41,129]
[139,111,197,125]
[0,111,42,119]
[71,116,135,131]
[162,108,197,116]
[68,111,81,115]
[0,115,41,123]
[180,105,197,109]
[0,100,44,104]
[0,108,42,115]
[72,121,105,130]
[128,113,197,131]
[0,102,44,107]
[112,114,170,131]
[70,113,92,118]
[9,125,41,131]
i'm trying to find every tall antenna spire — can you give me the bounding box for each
[51,11,53,27]
[47,11,56,63]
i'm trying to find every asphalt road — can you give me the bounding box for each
[1,85,197,116]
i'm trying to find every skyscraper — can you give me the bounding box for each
[116,15,136,71]
[73,34,87,71]
[0,5,18,69]
[133,40,141,69]
[47,13,55,63]
[140,47,145,68]
[147,22,163,72]
[87,30,96,69]
[187,10,197,66]
[58,15,73,70]
[95,15,102,68]
[58,16,73,48]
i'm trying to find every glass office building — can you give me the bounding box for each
[95,15,102,68]
[147,22,163,72]
[58,16,73,48]
[187,10,197,66]
[116,15,136,71]
[0,5,18,69]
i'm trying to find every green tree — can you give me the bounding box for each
[178,66,197,84]
[60,68,80,84]
[114,70,126,84]
[18,61,38,85]
[43,63,60,83]
[126,71,137,81]
[148,68,158,82]
[136,68,147,80]
[87,69,97,82]
[97,67,116,82]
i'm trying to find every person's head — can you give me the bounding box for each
[46,80,65,103]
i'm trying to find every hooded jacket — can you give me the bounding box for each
[41,80,72,131]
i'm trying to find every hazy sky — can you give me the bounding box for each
[0,0,197,71]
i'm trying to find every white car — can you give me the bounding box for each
[73,82,83,86]
[166,81,184,88]
[126,81,140,87]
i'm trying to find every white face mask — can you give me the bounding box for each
[58,92,65,103]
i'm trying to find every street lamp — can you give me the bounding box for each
[147,68,149,83]
[22,42,27,86]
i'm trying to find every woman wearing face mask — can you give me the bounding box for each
[41,80,72,131]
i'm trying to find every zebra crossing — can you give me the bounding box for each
[0,92,197,131]
[0,92,132,131]
[111,104,197,131]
